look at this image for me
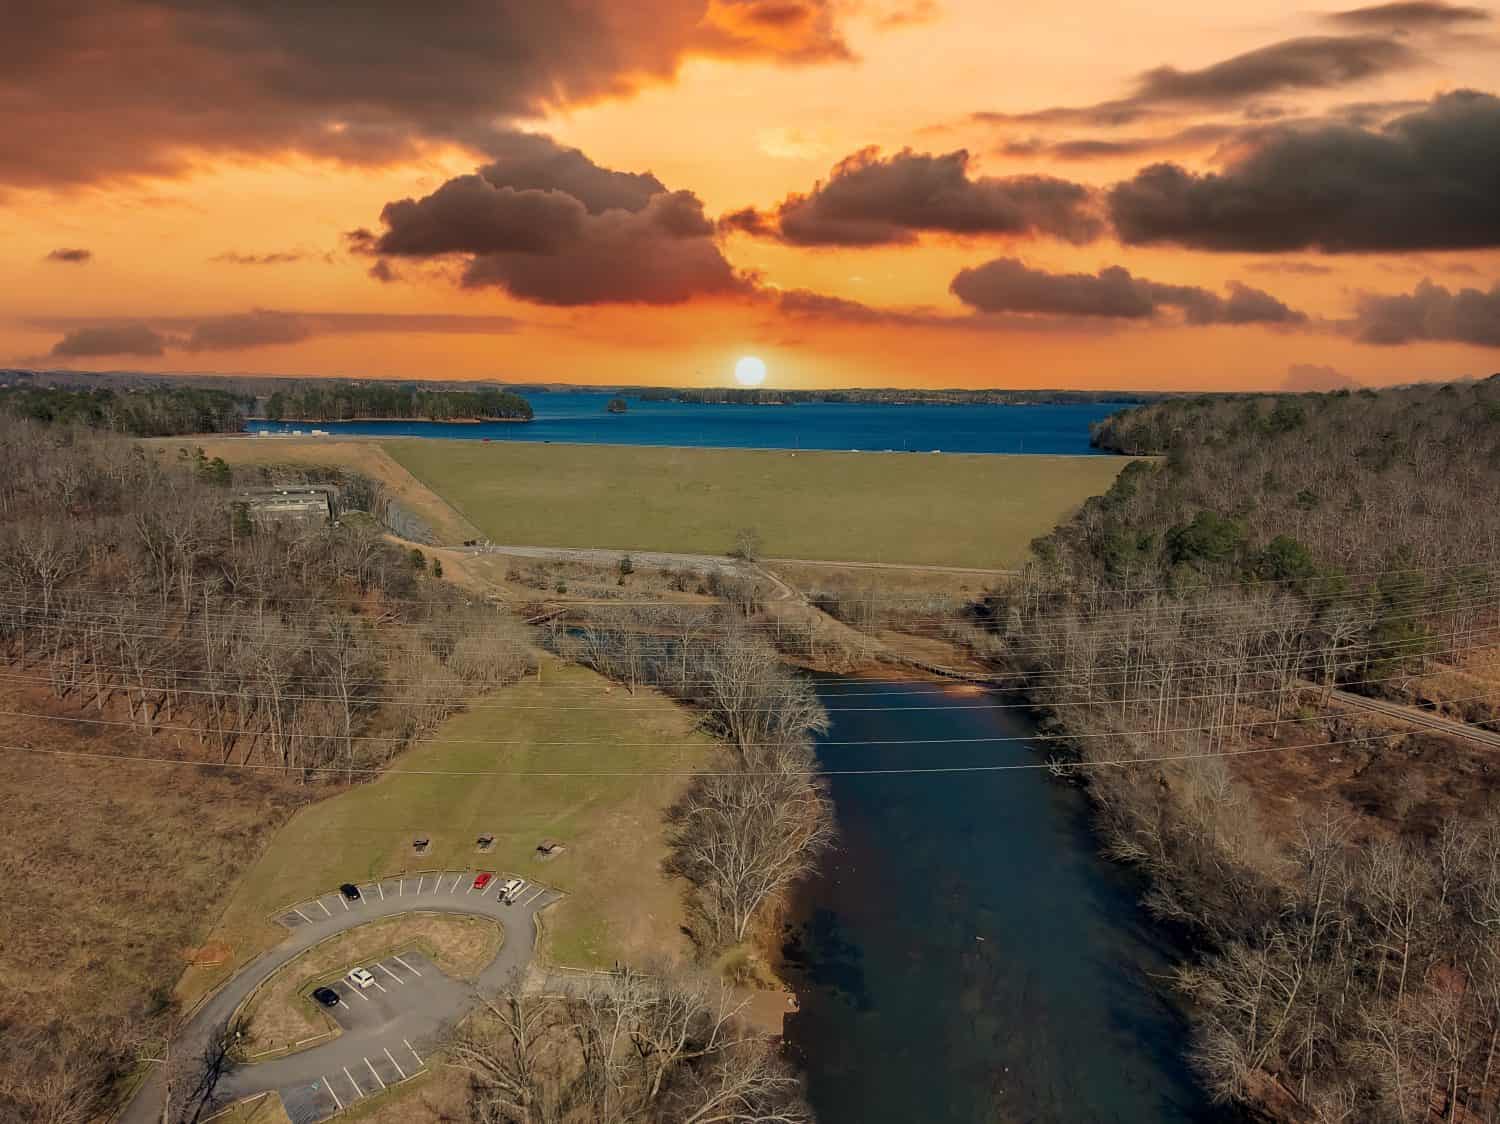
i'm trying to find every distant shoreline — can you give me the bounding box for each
[246,415,530,425]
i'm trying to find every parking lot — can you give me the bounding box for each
[257,951,454,1124]
[120,871,561,1124]
[275,869,551,933]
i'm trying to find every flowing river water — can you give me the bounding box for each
[781,676,1219,1123]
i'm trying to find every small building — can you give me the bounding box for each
[234,486,336,526]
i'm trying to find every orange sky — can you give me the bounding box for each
[3,0,1498,390]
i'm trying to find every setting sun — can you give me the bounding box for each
[734,355,767,387]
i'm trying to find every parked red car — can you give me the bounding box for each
[473,871,494,891]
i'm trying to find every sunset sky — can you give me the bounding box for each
[4,0,1499,390]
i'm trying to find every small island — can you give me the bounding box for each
[606,396,628,414]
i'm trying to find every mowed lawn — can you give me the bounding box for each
[388,441,1129,568]
[181,661,715,1005]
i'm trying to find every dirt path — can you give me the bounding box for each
[1326,687,1500,749]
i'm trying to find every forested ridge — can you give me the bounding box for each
[0,384,248,436]
[989,378,1500,1121]
[0,415,532,1121]
[260,383,532,422]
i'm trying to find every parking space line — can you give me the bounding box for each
[339,894,350,911]
[449,873,462,892]
[519,886,545,909]
[376,881,385,900]
[324,1076,343,1112]
[392,954,421,977]
[349,984,370,1002]
[338,998,350,1011]
[371,978,388,993]
[399,878,404,896]
[377,962,404,985]
[365,1057,386,1090]
[466,879,476,894]
[384,1046,408,1080]
[318,899,332,917]
[343,1066,363,1099]
[293,907,311,923]
[416,875,424,893]
[404,1038,424,1068]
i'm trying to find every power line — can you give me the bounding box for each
[0,726,1422,779]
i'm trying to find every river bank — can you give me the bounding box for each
[778,674,1216,1123]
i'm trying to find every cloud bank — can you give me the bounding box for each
[721,147,1102,246]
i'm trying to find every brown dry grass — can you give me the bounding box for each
[0,694,307,1052]
[767,560,1007,602]
[1227,689,1500,849]
[239,914,502,1055]
[435,550,721,608]
[340,1066,466,1123]
[209,1091,295,1124]
[139,436,481,545]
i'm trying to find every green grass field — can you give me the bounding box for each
[181,661,715,1004]
[387,441,1129,569]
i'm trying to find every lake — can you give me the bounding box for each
[249,392,1124,454]
[783,677,1216,1123]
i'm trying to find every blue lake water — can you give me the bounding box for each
[250,392,1124,454]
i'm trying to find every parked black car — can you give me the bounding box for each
[312,987,340,1008]
[339,882,361,901]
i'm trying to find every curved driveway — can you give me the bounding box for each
[120,871,560,1124]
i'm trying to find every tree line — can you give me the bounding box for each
[451,966,808,1124]
[259,384,533,422]
[0,384,248,436]
[552,607,834,957]
[985,379,1500,1121]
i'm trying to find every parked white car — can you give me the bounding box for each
[347,967,376,990]
[498,877,526,904]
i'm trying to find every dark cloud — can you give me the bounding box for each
[1247,260,1337,276]
[997,123,1239,161]
[1352,278,1500,346]
[948,258,1304,324]
[50,323,167,357]
[36,310,522,358]
[1108,90,1500,252]
[972,35,1421,128]
[722,147,1101,246]
[475,132,665,214]
[775,288,943,326]
[1327,1,1491,32]
[459,191,746,305]
[180,310,312,352]
[1284,363,1361,391]
[45,247,92,264]
[212,250,305,265]
[769,287,1115,334]
[1,1,850,188]
[373,175,587,257]
[366,134,746,305]
[368,259,401,283]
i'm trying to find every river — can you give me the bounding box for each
[782,676,1217,1123]
[248,393,1124,454]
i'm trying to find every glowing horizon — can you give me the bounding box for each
[4,1,1499,391]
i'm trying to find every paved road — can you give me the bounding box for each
[464,542,1015,579]
[1328,687,1500,750]
[120,871,559,1124]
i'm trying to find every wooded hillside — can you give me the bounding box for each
[992,378,1500,1123]
[260,383,532,422]
[0,384,247,436]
